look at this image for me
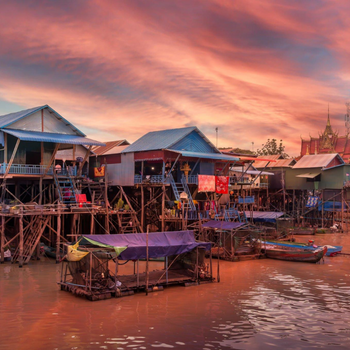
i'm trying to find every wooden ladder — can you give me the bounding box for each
[12,216,50,264]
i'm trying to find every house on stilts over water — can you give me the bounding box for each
[0,105,105,266]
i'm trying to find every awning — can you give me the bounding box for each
[80,230,211,260]
[201,220,246,230]
[296,172,321,178]
[166,149,239,162]
[244,211,285,223]
[3,128,105,146]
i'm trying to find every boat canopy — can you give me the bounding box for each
[80,230,211,260]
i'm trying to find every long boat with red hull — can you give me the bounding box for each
[263,245,327,263]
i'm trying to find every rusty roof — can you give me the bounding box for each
[293,153,344,169]
[254,158,295,168]
[91,140,130,155]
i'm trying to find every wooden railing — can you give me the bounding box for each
[0,163,77,176]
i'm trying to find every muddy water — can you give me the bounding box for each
[1,233,350,350]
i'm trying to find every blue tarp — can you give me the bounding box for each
[244,211,284,223]
[318,201,342,212]
[80,230,211,260]
[202,220,245,230]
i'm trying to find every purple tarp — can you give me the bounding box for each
[81,230,211,260]
[201,220,245,230]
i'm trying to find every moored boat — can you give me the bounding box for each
[263,245,327,263]
[261,240,342,257]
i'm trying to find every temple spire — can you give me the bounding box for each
[324,105,333,135]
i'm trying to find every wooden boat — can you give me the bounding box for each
[261,240,342,257]
[263,245,327,263]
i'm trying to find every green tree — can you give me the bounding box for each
[256,139,289,157]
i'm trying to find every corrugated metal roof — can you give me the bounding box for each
[102,144,129,155]
[4,129,105,146]
[230,167,274,176]
[91,140,129,155]
[167,149,239,161]
[254,158,295,168]
[123,126,218,153]
[293,153,343,169]
[0,105,85,136]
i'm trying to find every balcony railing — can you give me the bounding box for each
[0,163,77,176]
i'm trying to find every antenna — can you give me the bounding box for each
[345,102,350,134]
[215,127,218,148]
[252,142,254,152]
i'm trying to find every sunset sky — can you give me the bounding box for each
[0,0,349,156]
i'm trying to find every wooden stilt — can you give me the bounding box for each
[141,185,144,232]
[0,215,4,263]
[161,184,165,232]
[19,215,24,268]
[104,161,109,233]
[56,211,61,263]
[90,213,95,235]
[39,178,43,205]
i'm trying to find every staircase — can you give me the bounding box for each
[169,174,196,211]
[87,181,105,204]
[53,170,77,205]
[116,211,139,234]
[12,216,50,264]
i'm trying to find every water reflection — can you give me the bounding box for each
[1,234,350,349]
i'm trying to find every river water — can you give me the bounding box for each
[1,233,350,350]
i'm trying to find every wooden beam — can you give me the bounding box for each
[42,143,60,178]
[77,145,92,176]
[3,138,20,180]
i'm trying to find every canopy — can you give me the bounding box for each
[201,220,246,230]
[296,172,320,178]
[80,230,211,260]
[244,211,284,223]
[166,149,239,162]
[3,129,105,146]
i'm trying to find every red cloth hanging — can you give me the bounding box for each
[215,176,229,194]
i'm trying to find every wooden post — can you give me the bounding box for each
[141,185,144,232]
[56,211,61,263]
[19,215,24,268]
[161,184,165,232]
[341,189,344,230]
[39,177,43,205]
[145,225,149,295]
[0,215,4,263]
[90,213,95,235]
[104,160,109,233]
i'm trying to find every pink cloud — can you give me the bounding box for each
[0,0,349,156]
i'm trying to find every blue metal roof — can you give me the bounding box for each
[123,126,219,153]
[4,129,105,146]
[0,105,86,136]
[167,149,239,161]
